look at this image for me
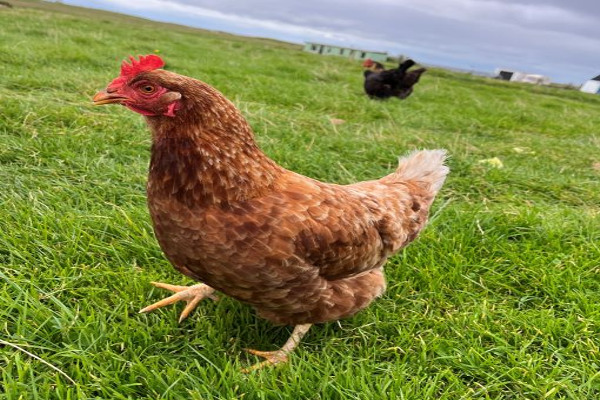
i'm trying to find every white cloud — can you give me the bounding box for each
[92,0,426,54]
[100,0,349,40]
[372,0,592,26]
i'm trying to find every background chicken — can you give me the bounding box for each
[93,55,448,371]
[364,59,427,100]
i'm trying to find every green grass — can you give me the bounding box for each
[1,1,600,399]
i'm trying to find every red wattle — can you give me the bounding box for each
[163,101,179,117]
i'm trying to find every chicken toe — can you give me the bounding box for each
[139,282,217,322]
[242,323,311,373]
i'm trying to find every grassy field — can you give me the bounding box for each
[1,1,600,399]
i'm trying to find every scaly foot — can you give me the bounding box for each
[241,349,288,373]
[241,323,312,373]
[139,282,217,322]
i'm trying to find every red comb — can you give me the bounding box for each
[121,54,165,76]
[109,54,165,88]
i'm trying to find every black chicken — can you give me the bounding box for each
[363,59,426,100]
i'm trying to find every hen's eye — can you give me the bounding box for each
[141,85,155,93]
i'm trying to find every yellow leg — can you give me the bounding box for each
[242,323,312,373]
[139,282,217,323]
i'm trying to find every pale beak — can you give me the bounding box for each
[92,90,128,105]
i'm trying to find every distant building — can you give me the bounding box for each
[580,75,600,94]
[303,42,388,62]
[494,68,550,85]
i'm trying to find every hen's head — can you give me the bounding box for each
[362,58,374,68]
[93,55,182,118]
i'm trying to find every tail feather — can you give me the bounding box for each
[392,149,449,193]
[398,59,416,73]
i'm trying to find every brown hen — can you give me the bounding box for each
[93,55,449,371]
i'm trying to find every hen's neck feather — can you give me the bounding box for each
[147,80,283,208]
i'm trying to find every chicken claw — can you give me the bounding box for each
[242,323,312,373]
[139,282,217,322]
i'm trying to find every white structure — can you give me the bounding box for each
[580,75,600,94]
[494,69,551,85]
[303,42,388,62]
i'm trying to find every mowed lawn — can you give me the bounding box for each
[1,1,600,399]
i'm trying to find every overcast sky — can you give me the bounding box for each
[62,0,600,84]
